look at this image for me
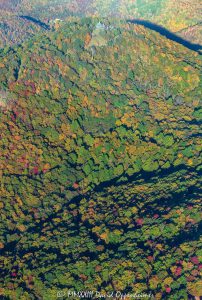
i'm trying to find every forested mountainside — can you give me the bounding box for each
[0,0,201,48]
[0,17,201,299]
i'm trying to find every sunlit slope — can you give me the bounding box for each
[0,18,201,299]
[0,19,201,191]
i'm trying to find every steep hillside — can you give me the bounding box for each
[0,0,201,47]
[0,18,201,299]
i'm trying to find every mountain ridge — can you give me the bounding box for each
[0,0,201,48]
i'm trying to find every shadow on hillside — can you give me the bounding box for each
[19,15,50,30]
[127,19,202,54]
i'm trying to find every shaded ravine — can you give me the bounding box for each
[1,170,201,299]
[19,15,50,30]
[127,19,202,54]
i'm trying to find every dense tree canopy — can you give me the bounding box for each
[0,17,201,299]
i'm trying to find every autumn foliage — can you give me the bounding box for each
[0,16,201,300]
